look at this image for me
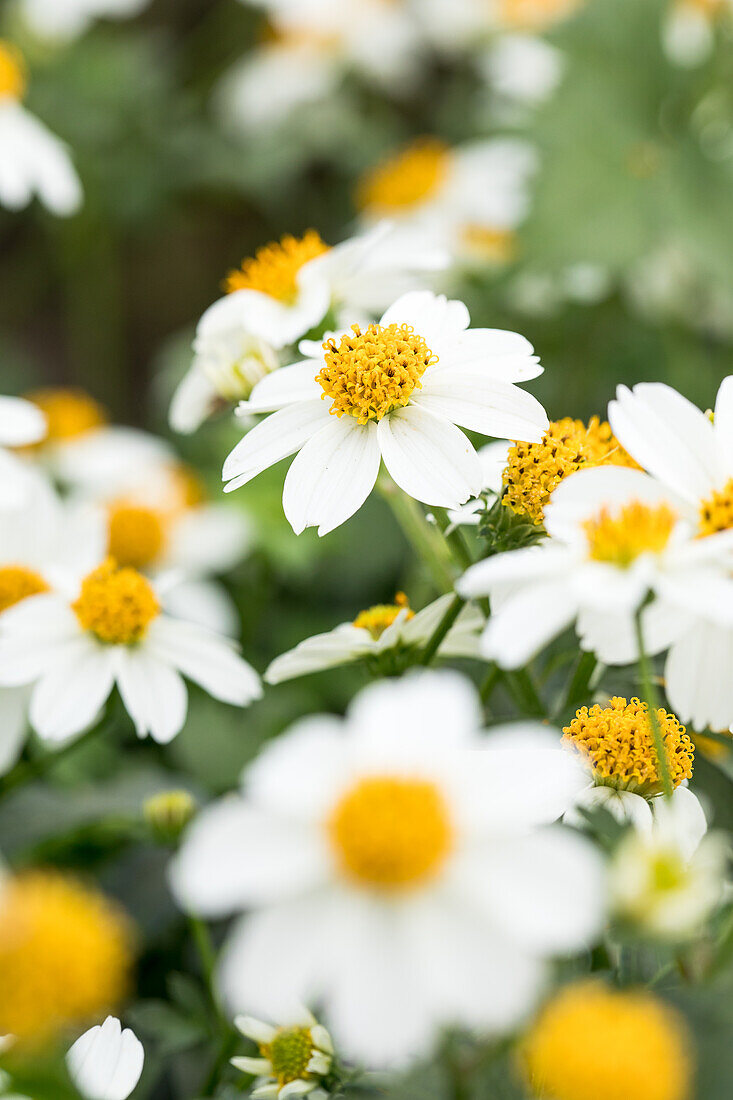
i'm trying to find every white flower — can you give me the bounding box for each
[479,34,564,111]
[610,787,727,939]
[170,669,605,1066]
[0,558,261,745]
[0,41,81,216]
[662,0,730,66]
[458,462,733,668]
[20,0,148,40]
[0,394,47,508]
[416,0,582,54]
[67,1017,144,1100]
[265,593,484,684]
[232,1007,333,1098]
[223,290,547,535]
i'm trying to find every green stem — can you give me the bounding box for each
[502,668,546,718]
[634,609,673,800]
[479,665,501,708]
[432,508,475,572]
[377,478,455,593]
[559,651,598,716]
[0,720,106,801]
[419,596,465,666]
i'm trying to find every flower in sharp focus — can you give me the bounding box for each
[522,980,693,1100]
[170,670,604,1066]
[0,40,82,216]
[264,592,484,683]
[0,557,261,744]
[232,1008,333,1098]
[223,290,547,535]
[67,1017,144,1100]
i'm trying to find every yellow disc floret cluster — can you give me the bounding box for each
[107,503,167,570]
[24,387,107,443]
[562,697,694,797]
[328,776,453,890]
[317,323,437,424]
[699,476,733,537]
[583,501,677,568]
[502,416,638,525]
[522,980,692,1100]
[353,592,413,640]
[0,40,26,101]
[73,558,160,645]
[356,137,450,213]
[261,1027,315,1086]
[225,231,329,303]
[0,870,133,1044]
[0,565,49,614]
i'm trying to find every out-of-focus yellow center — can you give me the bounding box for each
[0,565,49,614]
[680,0,725,17]
[107,503,167,570]
[260,1027,315,1086]
[73,559,160,645]
[563,696,694,797]
[356,138,451,213]
[502,416,638,525]
[699,477,733,537]
[0,870,133,1044]
[0,41,26,101]
[225,231,329,303]
[353,591,413,639]
[24,388,107,443]
[460,224,516,265]
[583,501,677,568]
[317,323,437,425]
[522,980,692,1100]
[499,0,583,31]
[328,776,453,890]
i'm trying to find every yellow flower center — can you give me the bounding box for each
[73,559,160,645]
[460,224,516,265]
[355,138,451,214]
[0,870,133,1044]
[522,981,692,1100]
[168,462,206,510]
[224,231,329,303]
[328,776,453,891]
[0,565,49,614]
[500,0,583,31]
[24,388,107,443]
[0,41,26,101]
[107,503,167,571]
[699,477,733,537]
[583,501,678,568]
[260,1027,315,1086]
[317,323,437,425]
[353,592,413,639]
[562,697,694,797]
[502,416,637,525]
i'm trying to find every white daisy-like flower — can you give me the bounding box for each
[479,33,564,114]
[265,592,483,684]
[66,1016,144,1100]
[0,557,262,745]
[0,40,82,216]
[20,0,149,41]
[170,669,605,1066]
[662,0,730,67]
[458,462,733,669]
[232,1007,333,1098]
[223,290,547,536]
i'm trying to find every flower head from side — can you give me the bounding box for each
[233,1008,334,1099]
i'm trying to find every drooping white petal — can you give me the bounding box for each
[415,372,547,442]
[479,579,579,668]
[115,648,188,744]
[29,641,116,742]
[378,405,483,508]
[265,625,371,684]
[67,1017,144,1100]
[145,617,262,706]
[223,401,328,491]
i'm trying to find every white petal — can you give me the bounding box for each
[223,401,329,491]
[283,418,381,536]
[0,396,46,447]
[564,786,655,833]
[379,291,470,357]
[378,405,483,508]
[169,367,220,434]
[479,580,578,669]
[162,578,240,638]
[415,373,547,442]
[652,787,708,861]
[242,361,322,413]
[265,627,369,684]
[230,1056,271,1075]
[146,617,261,706]
[29,642,116,742]
[166,504,251,575]
[66,1017,144,1100]
[577,598,688,666]
[243,714,348,819]
[714,375,733,476]
[115,648,188,744]
[458,544,571,598]
[665,621,733,733]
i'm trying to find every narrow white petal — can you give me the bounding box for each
[146,617,261,706]
[115,648,188,744]
[242,361,322,413]
[66,1016,144,1100]
[415,373,547,442]
[480,580,578,668]
[223,401,328,490]
[714,375,733,477]
[265,629,368,684]
[378,405,482,508]
[29,644,115,742]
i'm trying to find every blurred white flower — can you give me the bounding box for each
[20,0,149,41]
[479,33,564,112]
[265,592,484,683]
[663,0,730,67]
[223,290,546,535]
[417,0,583,53]
[0,558,261,744]
[67,1016,144,1100]
[0,40,82,216]
[232,1007,333,1098]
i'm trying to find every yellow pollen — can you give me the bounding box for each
[0,565,49,614]
[107,503,167,570]
[583,501,678,568]
[224,231,329,303]
[499,0,583,31]
[260,1027,315,1086]
[461,224,517,265]
[563,697,694,797]
[0,870,133,1044]
[522,980,693,1100]
[355,138,451,214]
[502,416,638,525]
[73,559,160,645]
[353,592,413,639]
[317,323,437,425]
[24,387,107,443]
[699,477,733,537]
[328,776,453,890]
[0,41,26,101]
